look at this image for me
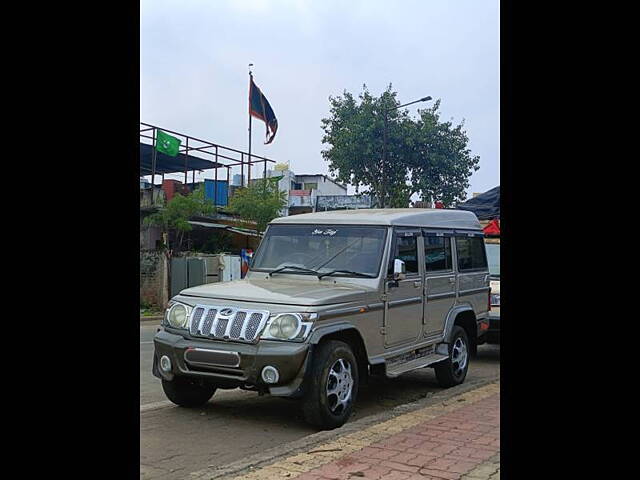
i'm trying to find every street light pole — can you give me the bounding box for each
[380,96,432,208]
[381,111,388,208]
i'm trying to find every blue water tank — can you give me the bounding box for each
[204,179,228,206]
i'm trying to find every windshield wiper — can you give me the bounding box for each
[317,269,376,279]
[312,238,362,270]
[269,265,320,277]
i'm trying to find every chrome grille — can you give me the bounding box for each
[200,309,218,336]
[244,312,263,340]
[229,312,246,338]
[189,305,270,343]
[215,318,230,337]
[190,307,205,336]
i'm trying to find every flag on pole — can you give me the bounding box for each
[156,130,181,157]
[249,77,278,144]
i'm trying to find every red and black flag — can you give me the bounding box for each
[249,76,278,144]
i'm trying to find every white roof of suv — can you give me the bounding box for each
[271,208,482,230]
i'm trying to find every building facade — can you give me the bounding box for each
[265,169,371,216]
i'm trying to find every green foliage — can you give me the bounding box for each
[143,186,215,250]
[198,231,234,254]
[321,84,480,207]
[228,178,287,234]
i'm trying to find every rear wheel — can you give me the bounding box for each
[434,326,470,388]
[162,377,216,408]
[302,340,359,430]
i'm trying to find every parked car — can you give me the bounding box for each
[153,209,491,429]
[483,241,500,344]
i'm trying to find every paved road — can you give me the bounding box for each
[140,323,500,479]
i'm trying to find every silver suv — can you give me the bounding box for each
[153,209,491,429]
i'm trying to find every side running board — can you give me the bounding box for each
[385,345,449,378]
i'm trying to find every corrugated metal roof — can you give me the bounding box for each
[187,221,229,229]
[139,143,224,175]
[187,220,261,237]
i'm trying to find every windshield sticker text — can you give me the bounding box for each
[312,228,338,236]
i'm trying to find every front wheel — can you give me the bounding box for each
[434,326,470,388]
[302,340,359,430]
[162,377,216,408]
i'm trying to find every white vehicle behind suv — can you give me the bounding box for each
[483,241,500,344]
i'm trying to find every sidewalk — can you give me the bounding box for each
[226,381,500,480]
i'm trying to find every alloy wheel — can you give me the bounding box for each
[451,337,468,377]
[326,358,353,414]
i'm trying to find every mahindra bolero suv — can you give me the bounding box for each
[153,209,491,430]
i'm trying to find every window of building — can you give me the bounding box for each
[455,236,488,271]
[424,235,452,272]
[303,182,318,190]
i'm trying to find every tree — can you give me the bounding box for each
[228,178,287,234]
[143,186,215,251]
[321,84,480,207]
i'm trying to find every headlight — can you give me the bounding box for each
[166,302,192,329]
[261,313,317,341]
[490,294,500,306]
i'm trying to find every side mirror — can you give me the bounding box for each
[393,259,406,280]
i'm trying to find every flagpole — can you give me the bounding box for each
[151,127,157,205]
[247,64,254,188]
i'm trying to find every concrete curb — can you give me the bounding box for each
[140,316,163,324]
[193,374,500,480]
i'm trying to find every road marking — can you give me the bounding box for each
[140,400,174,413]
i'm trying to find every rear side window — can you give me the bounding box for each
[388,233,419,275]
[455,236,488,271]
[424,236,452,272]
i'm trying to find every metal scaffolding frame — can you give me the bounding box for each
[140,122,280,195]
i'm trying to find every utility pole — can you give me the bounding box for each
[380,95,432,208]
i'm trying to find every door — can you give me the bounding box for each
[170,257,187,298]
[187,257,205,288]
[170,257,206,297]
[384,229,424,347]
[422,231,456,336]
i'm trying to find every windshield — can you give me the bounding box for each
[252,225,387,277]
[485,243,500,277]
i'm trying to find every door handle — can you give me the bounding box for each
[448,277,456,284]
[414,280,422,288]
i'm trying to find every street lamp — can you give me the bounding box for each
[381,96,432,208]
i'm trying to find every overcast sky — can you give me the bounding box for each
[141,0,499,197]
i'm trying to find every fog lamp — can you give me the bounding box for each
[261,365,280,384]
[160,355,172,372]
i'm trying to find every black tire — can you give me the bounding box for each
[162,377,216,408]
[434,326,470,388]
[302,340,359,430]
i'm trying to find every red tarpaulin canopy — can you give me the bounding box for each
[483,219,500,236]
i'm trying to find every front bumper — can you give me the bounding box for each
[153,328,311,397]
